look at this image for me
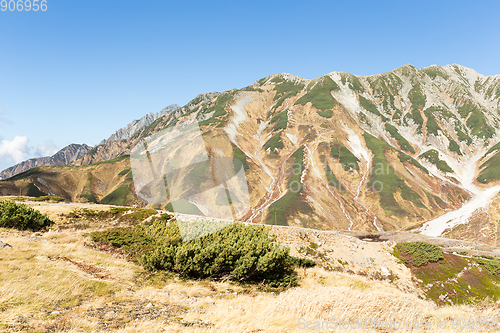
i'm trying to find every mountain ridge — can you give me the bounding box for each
[99,104,180,145]
[0,143,92,180]
[2,64,500,245]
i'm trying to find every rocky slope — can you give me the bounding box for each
[99,104,180,145]
[3,64,500,243]
[0,144,91,180]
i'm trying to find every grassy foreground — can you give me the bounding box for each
[2,202,500,332]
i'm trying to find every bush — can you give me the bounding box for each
[30,196,66,203]
[90,216,314,287]
[0,200,54,231]
[394,241,444,267]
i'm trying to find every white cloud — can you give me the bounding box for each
[35,140,59,157]
[0,136,29,163]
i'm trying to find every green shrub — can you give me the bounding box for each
[264,133,284,152]
[0,200,54,231]
[330,142,360,171]
[91,216,312,287]
[419,149,454,173]
[385,124,415,153]
[474,257,500,276]
[394,241,444,267]
[359,96,381,117]
[448,139,462,155]
[477,151,500,184]
[30,196,66,202]
[296,76,339,111]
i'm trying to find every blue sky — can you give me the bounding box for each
[1,0,499,171]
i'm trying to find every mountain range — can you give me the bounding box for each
[1,64,500,245]
[0,144,91,180]
[0,104,180,180]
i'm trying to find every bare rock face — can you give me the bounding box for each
[99,104,180,145]
[0,144,92,180]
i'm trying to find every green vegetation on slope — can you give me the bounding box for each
[393,242,444,267]
[448,139,463,155]
[320,156,344,191]
[485,141,500,156]
[458,102,495,139]
[100,184,131,206]
[477,151,500,183]
[267,147,313,226]
[456,126,473,145]
[385,124,415,153]
[330,142,360,171]
[26,183,46,197]
[91,215,315,287]
[198,91,236,127]
[270,110,288,131]
[423,108,440,136]
[316,109,333,118]
[81,173,96,203]
[422,66,450,80]
[296,76,340,111]
[272,77,305,110]
[0,200,54,231]
[5,167,43,181]
[264,132,284,153]
[394,242,500,305]
[340,73,365,92]
[232,143,250,172]
[358,95,382,117]
[363,133,425,217]
[419,149,454,173]
[404,83,426,132]
[398,153,429,174]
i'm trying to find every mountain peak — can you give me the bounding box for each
[100,104,180,145]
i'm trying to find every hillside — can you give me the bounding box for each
[99,104,180,145]
[0,144,91,180]
[0,156,140,207]
[2,64,500,244]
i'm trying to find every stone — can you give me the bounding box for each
[0,241,12,248]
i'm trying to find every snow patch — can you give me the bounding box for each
[285,132,297,145]
[420,185,500,237]
[224,95,253,141]
[342,125,371,163]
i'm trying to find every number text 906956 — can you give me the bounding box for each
[1,0,47,11]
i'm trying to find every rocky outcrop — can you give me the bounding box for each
[99,104,180,145]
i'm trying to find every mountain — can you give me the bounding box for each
[0,143,92,180]
[3,64,500,245]
[99,104,180,145]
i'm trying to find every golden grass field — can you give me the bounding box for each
[1,200,500,332]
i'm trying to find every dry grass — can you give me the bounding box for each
[2,205,500,332]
